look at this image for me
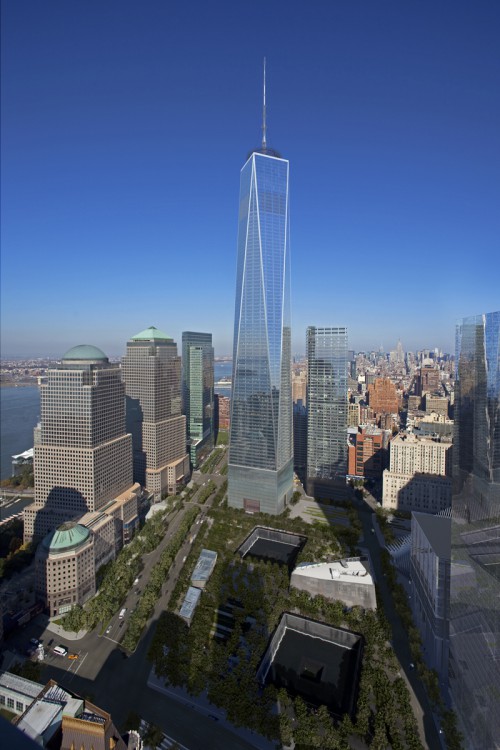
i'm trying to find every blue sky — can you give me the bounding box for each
[1,0,499,358]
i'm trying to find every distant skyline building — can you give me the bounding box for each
[306,326,348,498]
[122,326,189,501]
[182,331,214,469]
[448,311,500,750]
[24,345,138,543]
[228,68,293,515]
[367,376,399,415]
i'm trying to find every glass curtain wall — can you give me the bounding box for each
[229,150,293,515]
[449,311,500,749]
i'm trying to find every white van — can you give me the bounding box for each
[119,608,127,619]
[53,645,68,656]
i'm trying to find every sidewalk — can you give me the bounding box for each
[44,618,87,641]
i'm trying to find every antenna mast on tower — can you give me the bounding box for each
[262,57,267,150]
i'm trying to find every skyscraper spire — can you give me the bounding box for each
[262,57,267,150]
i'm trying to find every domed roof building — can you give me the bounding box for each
[42,522,90,553]
[36,522,96,618]
[62,344,108,362]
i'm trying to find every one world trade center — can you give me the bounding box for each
[228,62,293,515]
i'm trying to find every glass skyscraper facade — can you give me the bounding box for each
[182,331,214,469]
[228,148,293,515]
[449,311,500,749]
[306,327,348,498]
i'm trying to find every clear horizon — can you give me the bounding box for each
[2,1,499,359]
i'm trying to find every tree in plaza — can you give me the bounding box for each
[143,723,164,749]
[10,660,42,682]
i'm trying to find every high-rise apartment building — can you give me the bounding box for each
[228,82,293,515]
[306,327,348,498]
[182,332,214,469]
[122,327,189,501]
[382,432,452,513]
[24,345,137,543]
[449,311,500,750]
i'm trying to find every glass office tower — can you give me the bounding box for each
[182,331,214,469]
[306,327,348,499]
[449,311,500,749]
[228,147,293,514]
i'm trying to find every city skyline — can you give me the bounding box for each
[2,1,499,358]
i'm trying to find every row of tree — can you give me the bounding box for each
[121,506,200,651]
[61,509,171,632]
[380,549,463,750]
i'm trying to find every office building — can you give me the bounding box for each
[348,401,361,428]
[367,377,399,415]
[306,327,348,498]
[424,394,449,418]
[24,345,137,544]
[448,311,500,750]
[182,332,214,469]
[122,326,190,501]
[293,400,307,482]
[415,363,440,396]
[215,394,230,430]
[292,369,307,404]
[347,425,389,479]
[410,512,450,677]
[228,74,293,514]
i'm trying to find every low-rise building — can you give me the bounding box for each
[382,471,451,513]
[191,549,217,589]
[12,677,127,748]
[290,556,377,610]
[0,671,44,717]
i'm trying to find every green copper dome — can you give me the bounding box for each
[42,522,91,553]
[62,344,108,361]
[131,326,171,341]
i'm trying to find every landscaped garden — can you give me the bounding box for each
[148,502,426,749]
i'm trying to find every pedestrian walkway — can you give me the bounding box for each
[44,618,87,641]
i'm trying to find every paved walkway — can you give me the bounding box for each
[45,620,87,641]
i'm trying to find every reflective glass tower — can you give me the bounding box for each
[306,327,348,499]
[228,71,293,515]
[449,311,500,749]
[182,331,214,469]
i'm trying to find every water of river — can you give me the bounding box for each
[0,386,40,480]
[0,363,232,480]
